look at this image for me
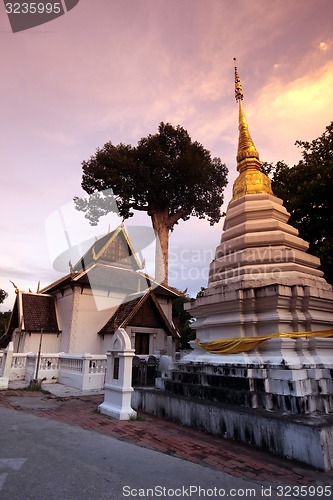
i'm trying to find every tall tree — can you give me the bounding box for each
[0,289,9,343]
[75,122,228,283]
[0,311,10,339]
[261,122,333,285]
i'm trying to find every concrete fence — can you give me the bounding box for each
[0,343,107,390]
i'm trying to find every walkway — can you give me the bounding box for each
[1,384,332,490]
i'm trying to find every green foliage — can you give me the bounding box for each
[172,295,195,349]
[23,380,50,394]
[0,289,8,305]
[129,412,145,421]
[262,122,333,285]
[196,286,206,298]
[0,289,11,346]
[0,311,10,336]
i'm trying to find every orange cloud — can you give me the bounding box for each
[249,61,333,164]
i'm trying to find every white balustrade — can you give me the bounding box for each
[60,356,83,373]
[12,354,27,369]
[0,351,107,391]
[58,353,106,390]
[89,356,107,374]
[10,353,27,381]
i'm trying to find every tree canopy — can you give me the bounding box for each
[262,122,333,285]
[0,311,10,340]
[0,289,9,342]
[75,122,228,283]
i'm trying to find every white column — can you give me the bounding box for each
[99,328,137,420]
[0,342,14,389]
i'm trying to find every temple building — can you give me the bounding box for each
[4,225,179,356]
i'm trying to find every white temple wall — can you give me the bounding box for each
[53,286,128,354]
[155,296,173,322]
[12,329,23,353]
[12,331,60,354]
[55,289,75,353]
[67,288,121,354]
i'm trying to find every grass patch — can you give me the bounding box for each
[21,380,50,395]
[129,412,145,421]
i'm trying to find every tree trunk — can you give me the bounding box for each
[150,210,170,285]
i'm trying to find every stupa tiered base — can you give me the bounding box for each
[187,193,333,341]
[179,336,333,414]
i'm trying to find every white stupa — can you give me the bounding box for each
[132,61,333,470]
[135,62,333,471]
[182,61,333,417]
[187,60,333,343]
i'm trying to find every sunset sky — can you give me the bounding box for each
[1,0,333,311]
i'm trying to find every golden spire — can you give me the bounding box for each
[232,58,273,200]
[233,58,259,164]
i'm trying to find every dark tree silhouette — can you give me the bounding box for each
[75,122,228,283]
[261,122,333,285]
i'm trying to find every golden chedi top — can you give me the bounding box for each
[232,58,273,200]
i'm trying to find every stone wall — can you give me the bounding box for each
[132,388,333,471]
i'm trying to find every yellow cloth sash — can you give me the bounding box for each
[195,329,333,355]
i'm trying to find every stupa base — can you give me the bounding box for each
[175,337,333,414]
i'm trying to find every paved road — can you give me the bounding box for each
[0,406,305,500]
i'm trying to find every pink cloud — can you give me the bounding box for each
[1,0,333,310]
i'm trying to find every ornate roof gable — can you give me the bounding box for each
[73,225,143,273]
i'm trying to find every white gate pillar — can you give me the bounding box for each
[99,328,137,420]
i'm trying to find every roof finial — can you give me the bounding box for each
[234,58,244,102]
[9,280,19,294]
